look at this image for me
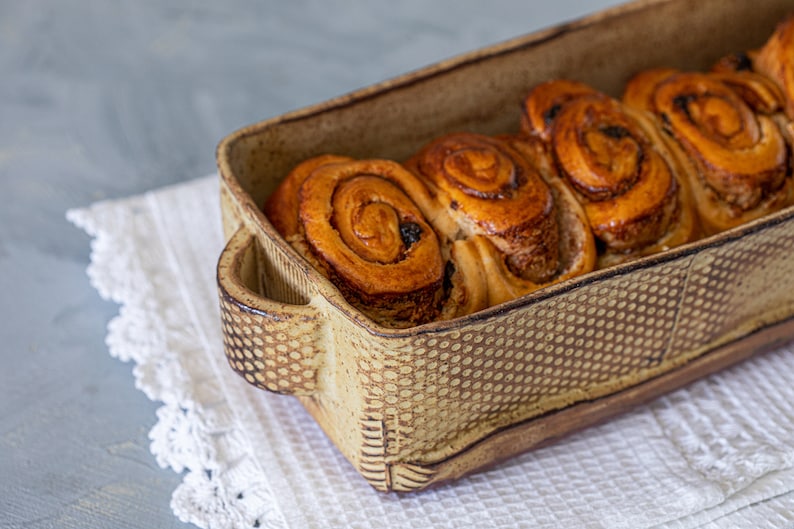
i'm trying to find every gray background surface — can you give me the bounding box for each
[1,1,624,527]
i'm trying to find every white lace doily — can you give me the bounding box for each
[68,175,794,529]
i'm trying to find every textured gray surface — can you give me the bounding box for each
[1,1,623,527]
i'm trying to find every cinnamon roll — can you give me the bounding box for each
[264,156,450,328]
[523,81,699,267]
[405,131,596,308]
[755,14,794,121]
[624,70,793,234]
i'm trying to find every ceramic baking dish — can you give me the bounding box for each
[216,0,794,492]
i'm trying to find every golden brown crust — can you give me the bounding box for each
[754,14,794,120]
[499,134,597,282]
[621,105,701,258]
[405,132,559,283]
[521,79,600,142]
[649,71,791,234]
[710,70,785,115]
[263,154,354,237]
[264,143,595,326]
[622,68,680,113]
[266,156,448,328]
[524,85,699,267]
[408,132,596,313]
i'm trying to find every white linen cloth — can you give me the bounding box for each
[68,175,794,529]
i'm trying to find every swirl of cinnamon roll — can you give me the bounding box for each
[625,60,786,118]
[710,69,786,117]
[647,71,793,234]
[264,156,448,328]
[622,68,680,114]
[406,132,595,307]
[521,79,600,142]
[524,83,699,266]
[265,154,354,237]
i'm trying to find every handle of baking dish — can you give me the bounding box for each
[216,227,324,396]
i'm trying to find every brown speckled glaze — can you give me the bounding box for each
[216,0,794,492]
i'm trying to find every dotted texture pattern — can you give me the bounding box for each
[218,216,794,491]
[356,257,693,466]
[670,220,794,353]
[220,292,322,396]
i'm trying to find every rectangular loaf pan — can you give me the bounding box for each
[216,0,794,492]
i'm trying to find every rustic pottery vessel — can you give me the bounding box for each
[216,0,794,492]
